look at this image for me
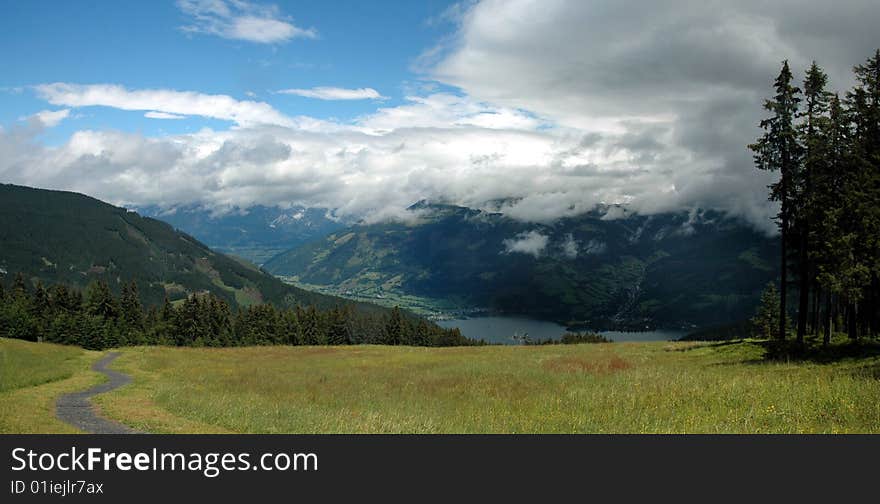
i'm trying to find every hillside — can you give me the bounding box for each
[0,184,381,313]
[265,203,779,329]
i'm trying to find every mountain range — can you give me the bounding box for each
[0,184,383,315]
[0,183,781,331]
[135,204,345,265]
[263,202,780,330]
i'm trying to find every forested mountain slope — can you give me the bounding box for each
[0,184,381,313]
[265,203,779,329]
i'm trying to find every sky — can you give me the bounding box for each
[1,0,879,233]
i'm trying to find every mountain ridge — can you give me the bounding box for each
[135,203,346,265]
[264,203,780,330]
[0,183,384,315]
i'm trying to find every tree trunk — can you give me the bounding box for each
[796,228,809,345]
[823,292,832,346]
[847,301,858,340]
[779,203,788,342]
[871,275,879,338]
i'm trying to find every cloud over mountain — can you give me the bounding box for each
[5,1,879,234]
[502,231,550,258]
[427,0,880,230]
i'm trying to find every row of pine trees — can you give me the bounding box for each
[0,274,478,350]
[750,50,880,345]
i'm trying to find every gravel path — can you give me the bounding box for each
[56,352,142,434]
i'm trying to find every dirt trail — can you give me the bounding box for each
[56,352,142,434]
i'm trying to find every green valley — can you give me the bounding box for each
[264,203,779,330]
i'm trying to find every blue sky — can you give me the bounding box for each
[1,0,460,142]
[1,0,876,233]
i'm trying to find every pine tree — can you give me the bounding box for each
[84,280,118,320]
[415,319,431,346]
[155,295,176,345]
[248,304,280,345]
[812,94,851,345]
[176,295,201,346]
[70,290,83,313]
[751,282,781,339]
[47,311,78,345]
[79,315,105,350]
[144,306,160,345]
[385,306,406,345]
[160,295,174,322]
[301,305,321,345]
[849,50,880,338]
[793,62,831,344]
[120,281,144,332]
[30,281,49,318]
[206,296,233,346]
[27,281,49,341]
[50,284,78,314]
[2,276,34,341]
[326,306,353,345]
[0,272,476,349]
[11,273,28,300]
[100,318,121,349]
[233,308,252,346]
[281,309,302,345]
[750,60,802,341]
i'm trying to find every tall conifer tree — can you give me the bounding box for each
[794,62,831,344]
[750,61,802,341]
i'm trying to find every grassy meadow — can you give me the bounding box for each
[3,336,879,434]
[0,338,104,433]
[91,338,880,434]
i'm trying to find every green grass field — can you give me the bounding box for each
[4,336,880,433]
[0,338,104,433]
[96,339,880,434]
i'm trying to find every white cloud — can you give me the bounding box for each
[16,0,880,237]
[35,83,296,128]
[425,0,880,233]
[278,87,385,101]
[10,83,776,230]
[502,231,550,258]
[177,0,316,44]
[0,118,629,223]
[25,109,70,128]
[145,111,186,120]
[561,233,578,259]
[357,93,544,133]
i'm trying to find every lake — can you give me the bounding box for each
[437,316,687,344]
